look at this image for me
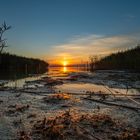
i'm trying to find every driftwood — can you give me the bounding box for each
[83,97,140,112]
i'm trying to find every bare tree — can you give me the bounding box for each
[0,21,11,54]
[89,55,99,71]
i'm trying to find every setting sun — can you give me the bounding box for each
[63,60,68,66]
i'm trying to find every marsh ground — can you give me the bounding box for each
[0,67,140,139]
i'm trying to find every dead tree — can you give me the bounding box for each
[89,55,99,71]
[0,21,11,54]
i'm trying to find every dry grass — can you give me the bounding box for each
[17,110,140,140]
[43,93,71,104]
[6,104,30,115]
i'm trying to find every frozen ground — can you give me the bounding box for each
[0,68,140,139]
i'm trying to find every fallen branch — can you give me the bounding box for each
[67,92,140,97]
[77,124,102,140]
[113,89,140,105]
[82,97,140,112]
[18,90,54,94]
[18,90,140,97]
[107,88,140,105]
[101,83,140,106]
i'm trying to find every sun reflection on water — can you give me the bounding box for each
[63,66,67,73]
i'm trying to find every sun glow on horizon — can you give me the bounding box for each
[62,60,68,66]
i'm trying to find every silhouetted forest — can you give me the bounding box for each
[0,53,48,79]
[90,46,140,71]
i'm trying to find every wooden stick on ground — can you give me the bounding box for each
[77,124,102,140]
[101,82,140,105]
[15,89,140,97]
[106,87,140,105]
[82,97,140,112]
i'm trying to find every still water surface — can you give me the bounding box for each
[5,67,88,87]
[3,67,139,96]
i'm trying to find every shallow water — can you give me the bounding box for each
[4,66,140,94]
[4,66,88,88]
[49,67,139,95]
[56,83,139,95]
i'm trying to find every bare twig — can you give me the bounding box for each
[77,124,102,140]
[101,82,140,105]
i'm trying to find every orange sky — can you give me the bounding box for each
[46,56,87,66]
[42,34,138,66]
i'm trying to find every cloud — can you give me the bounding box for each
[126,14,136,19]
[45,34,139,64]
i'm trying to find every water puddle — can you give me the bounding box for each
[56,83,139,95]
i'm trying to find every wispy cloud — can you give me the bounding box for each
[126,14,136,19]
[45,34,139,64]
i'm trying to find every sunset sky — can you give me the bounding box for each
[0,0,140,65]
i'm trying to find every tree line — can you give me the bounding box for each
[0,22,48,79]
[90,46,140,72]
[0,53,48,79]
